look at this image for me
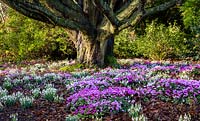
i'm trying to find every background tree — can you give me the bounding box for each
[1,0,182,67]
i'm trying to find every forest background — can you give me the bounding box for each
[0,0,199,64]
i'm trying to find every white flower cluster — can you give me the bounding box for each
[12,91,24,101]
[31,88,41,98]
[0,87,8,97]
[128,103,148,121]
[65,115,79,121]
[1,95,16,106]
[42,85,57,101]
[179,113,191,121]
[19,96,34,109]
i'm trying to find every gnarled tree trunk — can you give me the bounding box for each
[74,31,113,67]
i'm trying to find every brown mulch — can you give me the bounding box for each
[0,100,68,121]
[142,100,200,121]
[1,99,200,121]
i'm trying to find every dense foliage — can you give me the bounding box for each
[180,0,200,36]
[114,0,200,61]
[0,9,76,62]
[135,22,188,60]
[115,22,193,60]
[114,29,138,58]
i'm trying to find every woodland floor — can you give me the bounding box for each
[0,59,199,121]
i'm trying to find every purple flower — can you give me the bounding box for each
[165,89,171,96]
[111,100,121,110]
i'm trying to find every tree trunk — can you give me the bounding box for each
[75,32,113,67]
[105,35,114,57]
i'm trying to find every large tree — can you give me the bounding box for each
[1,0,182,66]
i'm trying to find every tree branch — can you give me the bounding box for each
[118,0,180,32]
[46,0,90,25]
[144,0,178,17]
[92,0,120,27]
[60,0,83,13]
[1,0,95,35]
[116,0,139,21]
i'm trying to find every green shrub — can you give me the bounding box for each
[114,22,189,60]
[135,22,188,60]
[114,29,138,58]
[183,37,200,60]
[180,0,200,60]
[180,0,200,37]
[0,8,76,62]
